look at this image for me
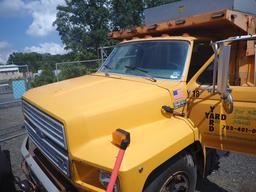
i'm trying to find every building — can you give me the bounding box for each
[0,65,23,81]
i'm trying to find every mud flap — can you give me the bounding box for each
[205,148,220,176]
[0,149,16,192]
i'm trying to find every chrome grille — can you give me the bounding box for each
[22,100,69,176]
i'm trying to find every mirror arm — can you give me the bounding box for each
[161,105,185,117]
[211,42,219,93]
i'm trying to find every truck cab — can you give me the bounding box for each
[21,7,256,192]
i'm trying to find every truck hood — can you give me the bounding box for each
[23,73,182,160]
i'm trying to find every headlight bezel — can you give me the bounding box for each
[99,170,120,192]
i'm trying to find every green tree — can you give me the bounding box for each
[54,0,181,55]
[7,52,43,72]
[144,0,180,8]
[73,50,97,61]
[9,53,51,72]
[58,60,99,81]
[7,51,89,74]
[54,0,110,53]
[59,64,87,80]
[31,64,56,87]
[111,0,144,30]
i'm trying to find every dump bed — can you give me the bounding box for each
[110,9,256,41]
[109,9,256,87]
[144,0,256,25]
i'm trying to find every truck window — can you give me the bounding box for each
[187,41,213,82]
[101,40,189,80]
[197,41,256,86]
[197,61,215,85]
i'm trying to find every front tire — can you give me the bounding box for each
[144,153,197,192]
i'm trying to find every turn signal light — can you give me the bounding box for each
[112,129,130,150]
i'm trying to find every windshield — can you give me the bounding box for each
[100,40,190,80]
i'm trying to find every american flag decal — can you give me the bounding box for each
[173,89,185,100]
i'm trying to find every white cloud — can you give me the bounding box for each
[0,50,13,64]
[0,53,9,64]
[0,0,65,36]
[25,0,65,36]
[0,0,25,17]
[24,42,68,55]
[0,54,7,64]
[0,41,10,49]
[0,41,12,64]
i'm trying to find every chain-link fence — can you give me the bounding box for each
[0,65,31,106]
[0,65,29,149]
[54,46,114,81]
[55,59,102,81]
[0,45,113,111]
[99,45,115,63]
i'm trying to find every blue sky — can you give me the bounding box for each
[0,0,67,64]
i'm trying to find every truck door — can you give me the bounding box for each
[187,51,256,156]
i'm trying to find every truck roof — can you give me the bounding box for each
[109,9,256,41]
[119,36,197,44]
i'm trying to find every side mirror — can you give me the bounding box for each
[212,44,233,114]
[211,35,256,114]
[217,45,231,95]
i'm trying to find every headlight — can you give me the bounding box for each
[99,170,120,192]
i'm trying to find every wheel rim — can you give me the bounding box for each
[159,171,189,192]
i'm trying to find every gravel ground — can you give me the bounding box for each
[0,103,256,191]
[0,103,27,181]
[199,152,256,192]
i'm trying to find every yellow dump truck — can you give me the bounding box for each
[21,4,256,192]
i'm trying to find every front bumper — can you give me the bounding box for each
[21,137,108,192]
[21,136,61,192]
[21,137,76,192]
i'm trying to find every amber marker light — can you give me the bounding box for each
[112,128,130,150]
[106,129,130,192]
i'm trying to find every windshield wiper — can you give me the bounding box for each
[124,65,157,82]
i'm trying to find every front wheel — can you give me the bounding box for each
[144,153,197,192]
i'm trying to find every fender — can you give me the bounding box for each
[72,117,196,192]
